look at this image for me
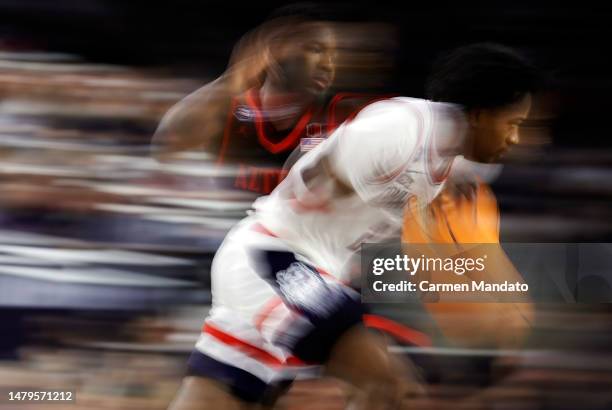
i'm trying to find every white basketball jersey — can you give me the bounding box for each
[246,97,466,281]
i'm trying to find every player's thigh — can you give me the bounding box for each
[324,325,424,406]
[168,376,267,410]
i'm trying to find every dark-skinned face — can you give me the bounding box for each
[467,93,532,163]
[273,22,337,96]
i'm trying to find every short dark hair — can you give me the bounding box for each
[261,3,339,47]
[266,2,341,23]
[425,43,539,110]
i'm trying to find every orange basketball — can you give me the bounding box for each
[402,183,500,245]
[401,183,532,348]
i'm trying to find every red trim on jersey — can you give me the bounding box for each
[428,156,454,184]
[286,185,331,214]
[370,164,407,185]
[217,98,239,165]
[203,322,306,367]
[253,298,301,355]
[251,222,278,237]
[254,267,348,335]
[245,89,313,154]
[363,314,432,347]
[254,297,284,332]
[327,93,397,133]
[315,267,332,278]
[288,197,331,214]
[315,266,353,286]
[365,100,424,186]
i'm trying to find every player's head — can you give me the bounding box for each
[262,4,338,96]
[426,43,539,163]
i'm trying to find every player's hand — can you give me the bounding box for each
[402,183,500,244]
[439,183,499,244]
[444,177,478,201]
[225,24,280,93]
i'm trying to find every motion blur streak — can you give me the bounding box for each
[0,2,610,410]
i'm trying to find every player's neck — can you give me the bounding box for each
[460,128,479,160]
[259,81,313,130]
[260,80,312,112]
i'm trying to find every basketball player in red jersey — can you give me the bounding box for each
[152,6,379,195]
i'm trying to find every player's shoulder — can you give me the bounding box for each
[162,77,231,125]
[353,96,432,121]
[330,98,424,167]
[190,77,238,110]
[360,98,465,139]
[343,97,430,140]
[325,92,389,115]
[384,97,461,118]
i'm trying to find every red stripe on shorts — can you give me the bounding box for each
[363,314,432,347]
[203,322,306,367]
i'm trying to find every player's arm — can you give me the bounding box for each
[326,99,420,216]
[151,27,270,161]
[151,78,232,161]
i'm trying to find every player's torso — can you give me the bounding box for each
[217,89,386,194]
[252,99,454,278]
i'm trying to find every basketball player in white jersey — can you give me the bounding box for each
[169,44,538,409]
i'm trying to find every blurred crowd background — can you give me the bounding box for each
[0,1,611,409]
